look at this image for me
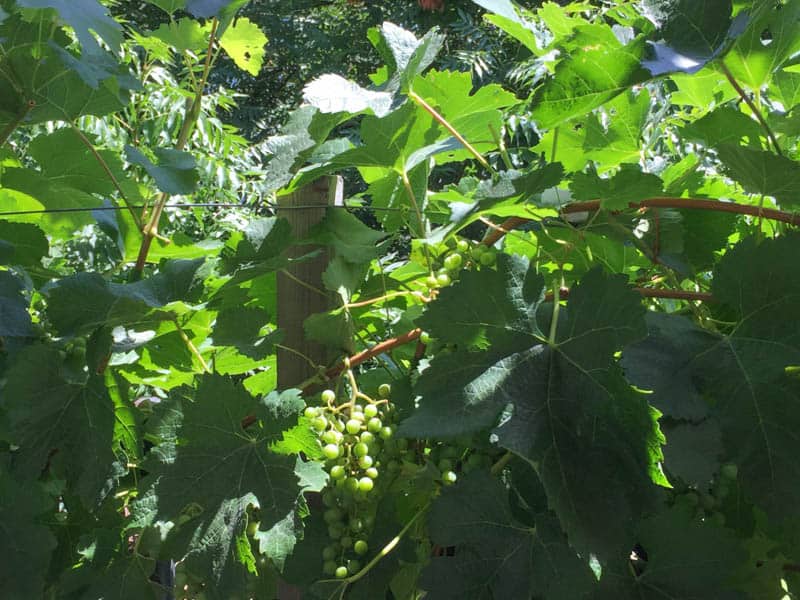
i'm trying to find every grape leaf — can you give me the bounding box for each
[403,260,661,557]
[622,235,800,520]
[149,17,211,53]
[583,90,651,167]
[716,144,800,208]
[531,24,650,128]
[597,506,748,598]
[570,164,664,210]
[421,471,595,600]
[2,345,118,506]
[0,271,34,340]
[44,258,204,336]
[133,376,301,582]
[212,306,280,360]
[0,477,56,598]
[303,74,394,118]
[0,221,48,267]
[307,208,388,264]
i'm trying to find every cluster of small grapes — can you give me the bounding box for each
[305,380,401,579]
[672,463,738,527]
[423,236,497,293]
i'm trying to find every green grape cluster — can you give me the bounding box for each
[672,463,738,527]
[305,381,403,579]
[422,236,498,293]
[425,439,495,486]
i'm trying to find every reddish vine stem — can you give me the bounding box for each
[482,197,800,247]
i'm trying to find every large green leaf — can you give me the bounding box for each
[0,14,125,128]
[124,146,199,196]
[219,17,267,76]
[716,144,800,208]
[1,345,118,506]
[402,260,661,557]
[0,477,57,598]
[531,24,650,128]
[44,259,204,336]
[131,376,301,582]
[623,235,800,520]
[0,221,48,267]
[421,471,596,600]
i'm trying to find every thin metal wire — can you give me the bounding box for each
[0,202,427,218]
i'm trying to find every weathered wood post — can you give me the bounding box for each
[275,175,342,600]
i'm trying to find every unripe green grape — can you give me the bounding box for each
[456,239,469,253]
[323,560,338,575]
[470,245,486,260]
[335,566,348,579]
[365,467,379,479]
[354,540,368,556]
[321,389,336,404]
[333,419,345,432]
[352,410,365,422]
[358,455,373,469]
[438,458,454,472]
[701,493,716,511]
[324,508,343,524]
[322,545,337,561]
[349,517,365,533]
[330,465,346,480]
[323,444,340,460]
[378,383,391,399]
[304,406,319,419]
[444,253,463,271]
[419,331,431,345]
[312,416,328,431]
[479,251,497,266]
[322,430,342,445]
[379,426,393,440]
[396,438,409,451]
[436,273,451,287]
[345,477,360,494]
[367,417,383,433]
[364,403,379,418]
[340,535,353,549]
[328,524,345,539]
[359,431,375,445]
[346,419,362,434]
[442,470,458,485]
[358,477,374,492]
[425,274,440,289]
[684,491,700,507]
[445,237,458,250]
[353,442,369,458]
[322,490,336,507]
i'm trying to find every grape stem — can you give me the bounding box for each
[322,502,430,599]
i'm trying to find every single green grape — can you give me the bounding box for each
[378,383,391,398]
[721,464,738,480]
[353,442,369,458]
[322,545,337,561]
[444,253,463,271]
[358,477,374,492]
[379,426,393,440]
[347,559,361,575]
[367,417,383,433]
[346,419,362,434]
[364,403,379,418]
[323,444,340,460]
[324,508,343,524]
[442,470,458,485]
[321,389,336,404]
[335,566,348,579]
[312,416,328,431]
[365,467,379,479]
[323,560,338,575]
[456,239,470,253]
[436,273,451,287]
[354,540,368,556]
[330,465,346,480]
[358,455,374,469]
[304,406,319,419]
[360,431,375,445]
[340,535,353,549]
[479,251,497,266]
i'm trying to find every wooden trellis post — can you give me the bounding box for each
[275,175,342,600]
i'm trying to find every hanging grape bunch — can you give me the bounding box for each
[304,363,404,579]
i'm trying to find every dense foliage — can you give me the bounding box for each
[1,0,800,599]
